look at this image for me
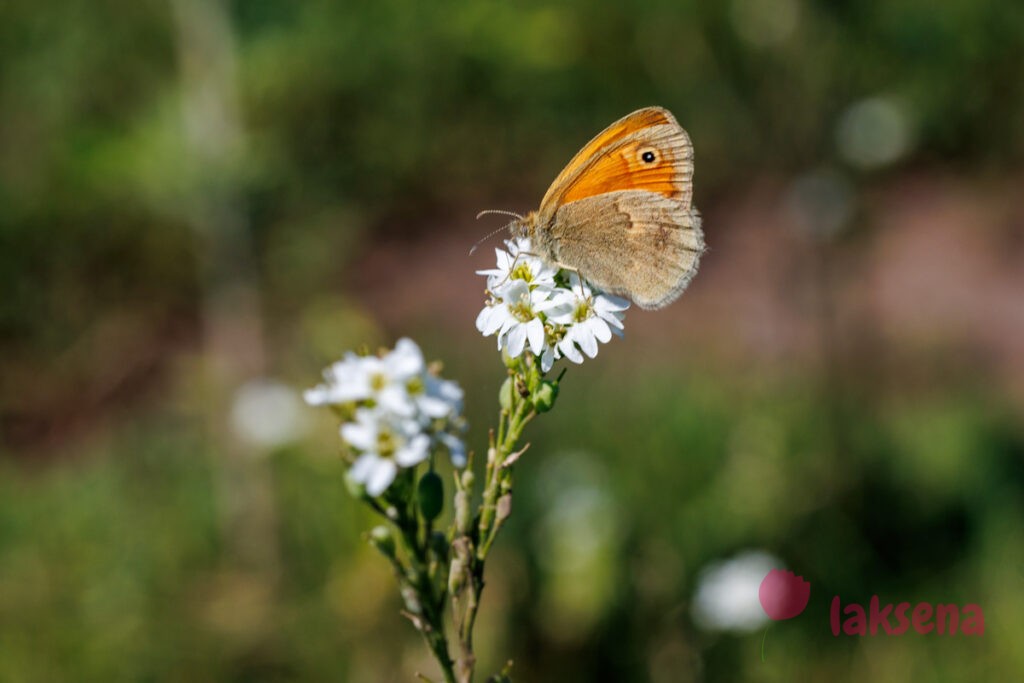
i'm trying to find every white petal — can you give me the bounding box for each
[558,337,584,364]
[429,377,463,404]
[526,318,545,355]
[303,386,332,406]
[341,417,376,451]
[540,346,555,372]
[575,326,599,358]
[590,317,612,343]
[387,338,424,378]
[378,386,415,417]
[417,394,452,418]
[482,306,509,336]
[596,293,630,312]
[496,248,513,270]
[506,324,527,357]
[475,305,493,333]
[365,459,398,496]
[349,453,379,482]
[395,434,430,467]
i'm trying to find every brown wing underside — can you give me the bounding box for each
[547,190,704,310]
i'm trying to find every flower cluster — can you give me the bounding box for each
[476,238,629,371]
[305,338,466,496]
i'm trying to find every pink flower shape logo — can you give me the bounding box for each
[759,569,811,621]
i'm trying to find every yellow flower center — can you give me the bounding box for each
[509,298,534,323]
[573,301,592,323]
[376,428,397,458]
[511,262,533,282]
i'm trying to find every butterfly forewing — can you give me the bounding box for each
[538,107,694,217]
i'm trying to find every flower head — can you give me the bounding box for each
[305,338,466,496]
[476,239,629,371]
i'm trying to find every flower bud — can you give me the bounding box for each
[499,377,514,410]
[496,493,512,524]
[455,489,471,534]
[417,471,444,522]
[448,555,467,595]
[532,380,558,413]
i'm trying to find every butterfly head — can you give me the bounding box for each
[509,211,537,241]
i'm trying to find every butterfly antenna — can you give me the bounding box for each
[476,209,524,221]
[469,209,524,255]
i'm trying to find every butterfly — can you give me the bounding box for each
[506,106,704,310]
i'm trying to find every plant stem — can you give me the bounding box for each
[452,365,536,683]
[390,494,458,683]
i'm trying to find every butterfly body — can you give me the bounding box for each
[511,106,704,310]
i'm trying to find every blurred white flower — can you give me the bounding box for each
[691,550,780,632]
[414,373,464,421]
[836,96,913,169]
[303,352,370,406]
[305,338,467,495]
[231,379,308,449]
[342,408,431,495]
[476,238,629,370]
[305,337,424,417]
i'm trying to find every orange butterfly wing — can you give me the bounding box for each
[538,107,694,214]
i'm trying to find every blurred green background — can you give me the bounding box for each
[2,0,1023,680]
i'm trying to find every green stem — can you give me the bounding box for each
[393,497,457,683]
[761,622,771,663]
[452,365,538,683]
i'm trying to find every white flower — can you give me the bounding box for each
[476,279,548,357]
[303,352,369,406]
[476,238,557,295]
[306,338,467,495]
[476,243,629,370]
[304,337,424,417]
[545,276,629,364]
[411,373,463,421]
[342,408,430,496]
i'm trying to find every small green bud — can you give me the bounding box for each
[532,380,558,412]
[455,489,471,533]
[367,525,396,558]
[417,471,444,522]
[460,469,475,490]
[499,376,514,410]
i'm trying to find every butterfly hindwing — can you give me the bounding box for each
[546,190,704,310]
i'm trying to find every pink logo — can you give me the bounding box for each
[759,569,811,620]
